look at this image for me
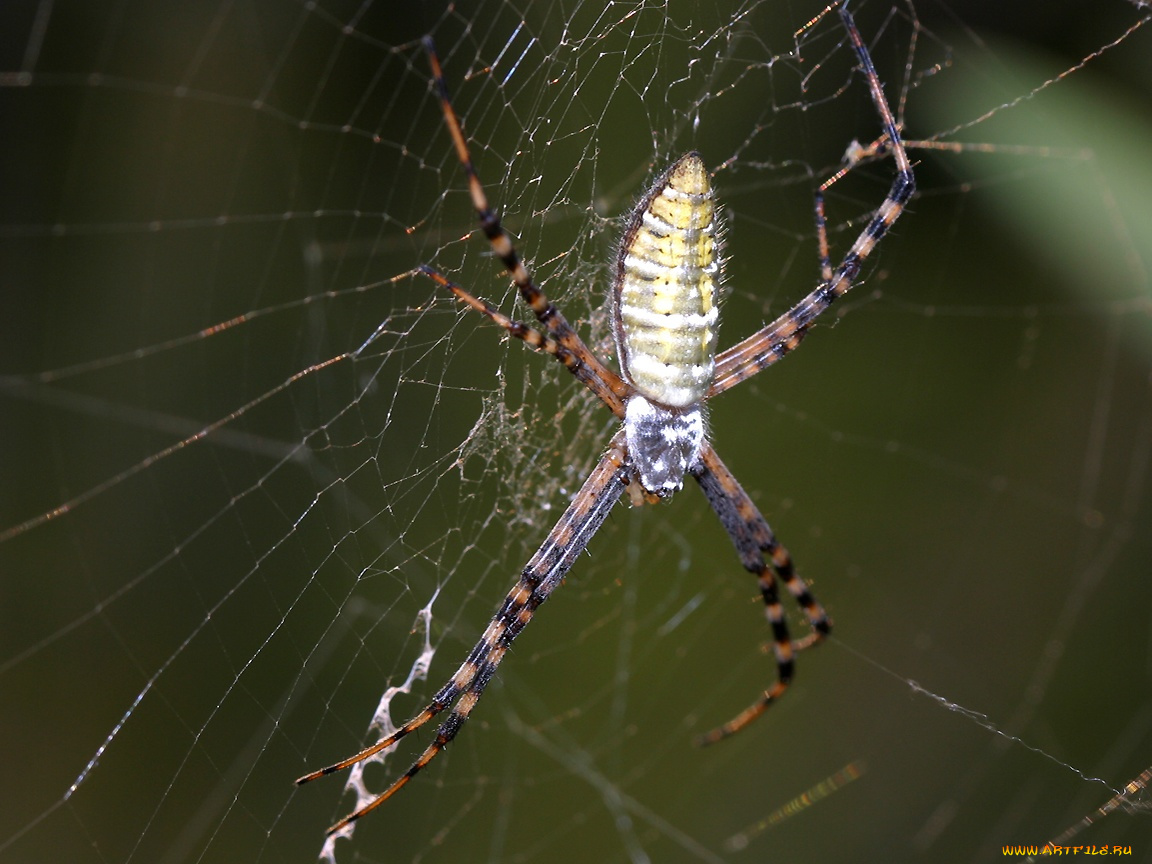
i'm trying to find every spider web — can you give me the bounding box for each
[3,0,1152,861]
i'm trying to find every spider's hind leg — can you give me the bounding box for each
[423,39,629,417]
[708,3,915,397]
[691,443,831,746]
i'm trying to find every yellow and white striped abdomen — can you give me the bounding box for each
[613,152,720,409]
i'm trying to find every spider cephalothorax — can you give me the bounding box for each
[298,2,914,839]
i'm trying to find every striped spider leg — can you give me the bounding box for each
[690,442,831,746]
[710,6,915,395]
[297,1,913,837]
[297,430,631,835]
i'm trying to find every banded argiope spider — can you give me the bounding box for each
[299,2,914,837]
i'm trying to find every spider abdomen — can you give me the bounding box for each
[614,152,720,410]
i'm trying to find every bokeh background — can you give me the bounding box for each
[3,1,1152,861]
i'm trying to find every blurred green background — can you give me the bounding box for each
[3,1,1152,862]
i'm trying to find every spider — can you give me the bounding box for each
[298,2,914,837]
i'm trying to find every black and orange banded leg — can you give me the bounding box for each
[709,4,915,396]
[297,433,630,835]
[418,266,625,419]
[423,38,629,417]
[691,443,831,746]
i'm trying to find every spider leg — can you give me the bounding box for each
[709,3,915,396]
[690,442,830,746]
[419,266,611,403]
[297,432,629,835]
[425,38,629,418]
[814,190,834,287]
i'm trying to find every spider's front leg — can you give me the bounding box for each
[691,443,831,745]
[297,433,630,835]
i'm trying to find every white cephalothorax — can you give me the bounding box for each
[613,152,720,495]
